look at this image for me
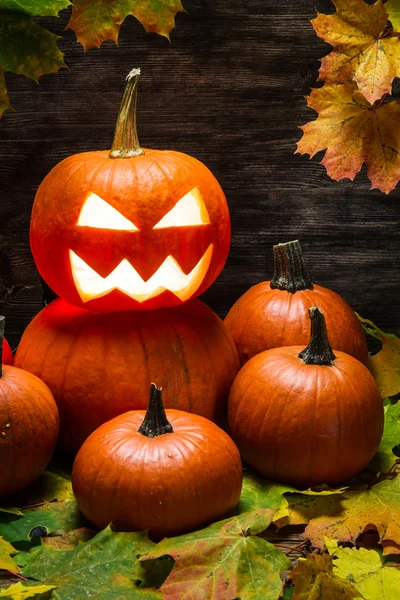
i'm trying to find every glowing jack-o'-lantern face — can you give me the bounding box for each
[30,149,230,312]
[70,188,213,304]
[30,69,230,312]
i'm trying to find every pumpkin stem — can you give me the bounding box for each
[270,240,314,293]
[0,316,3,377]
[109,68,145,159]
[299,307,336,366]
[138,383,174,438]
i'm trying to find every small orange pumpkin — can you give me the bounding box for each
[15,298,239,453]
[228,308,383,487]
[30,69,230,312]
[225,240,368,365]
[0,317,59,497]
[72,384,242,538]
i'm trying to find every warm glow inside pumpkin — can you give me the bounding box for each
[70,187,213,303]
[30,69,230,312]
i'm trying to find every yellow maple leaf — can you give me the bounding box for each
[312,0,400,104]
[0,536,18,573]
[297,82,400,194]
[386,0,400,33]
[289,554,361,600]
[283,476,400,552]
[358,314,400,399]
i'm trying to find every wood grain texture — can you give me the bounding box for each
[0,0,399,349]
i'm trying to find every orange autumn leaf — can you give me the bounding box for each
[312,0,400,104]
[67,0,184,51]
[296,82,400,194]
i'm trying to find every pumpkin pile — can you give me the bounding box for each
[0,68,383,539]
[12,67,242,533]
[16,68,240,454]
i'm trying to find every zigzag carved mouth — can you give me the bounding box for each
[70,245,213,303]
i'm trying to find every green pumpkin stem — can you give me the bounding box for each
[299,307,336,366]
[138,383,174,438]
[270,240,314,293]
[109,68,145,159]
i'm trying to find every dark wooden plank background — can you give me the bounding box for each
[0,0,399,348]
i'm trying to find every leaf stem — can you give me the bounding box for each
[376,93,388,109]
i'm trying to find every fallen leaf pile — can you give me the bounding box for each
[297,0,400,194]
[0,0,184,117]
[0,316,397,598]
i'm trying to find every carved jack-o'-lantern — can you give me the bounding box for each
[30,69,230,312]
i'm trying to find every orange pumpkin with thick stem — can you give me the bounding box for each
[72,383,243,538]
[0,317,59,497]
[15,298,239,453]
[30,69,230,312]
[224,240,368,365]
[228,308,384,487]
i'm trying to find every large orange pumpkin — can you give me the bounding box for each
[225,240,368,365]
[228,308,383,487]
[0,317,59,497]
[72,384,242,538]
[15,298,239,453]
[30,69,230,312]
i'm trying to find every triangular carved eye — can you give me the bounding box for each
[153,187,209,229]
[78,193,139,231]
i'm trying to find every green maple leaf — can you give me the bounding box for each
[21,526,160,599]
[238,471,298,519]
[289,553,361,599]
[369,403,400,473]
[0,1,69,117]
[387,0,400,33]
[0,582,56,599]
[141,511,290,600]
[0,472,85,544]
[0,1,70,17]
[358,314,400,399]
[328,541,400,600]
[67,0,185,51]
[240,471,347,527]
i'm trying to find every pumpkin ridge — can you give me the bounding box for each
[109,436,140,520]
[262,360,297,476]
[169,324,192,410]
[132,320,150,393]
[308,367,321,479]
[334,360,369,454]
[275,289,295,348]
[89,435,130,519]
[55,314,95,431]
